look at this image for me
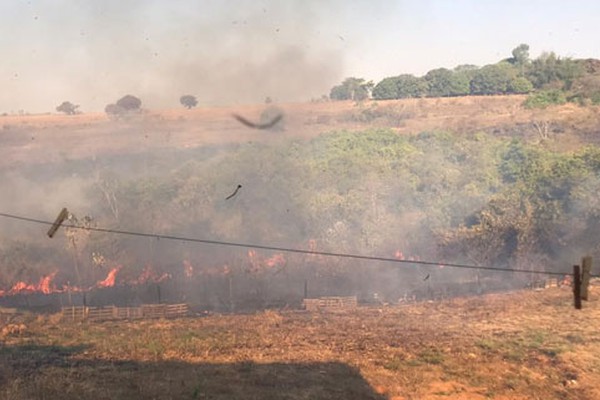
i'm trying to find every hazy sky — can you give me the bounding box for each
[1,0,599,113]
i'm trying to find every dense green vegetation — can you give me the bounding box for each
[331,44,600,108]
[2,129,599,298]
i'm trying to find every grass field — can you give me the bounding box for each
[1,287,599,399]
[2,96,600,169]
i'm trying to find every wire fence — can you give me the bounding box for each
[2,211,594,278]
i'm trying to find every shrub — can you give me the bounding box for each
[523,90,567,109]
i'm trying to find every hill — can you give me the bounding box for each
[2,95,600,169]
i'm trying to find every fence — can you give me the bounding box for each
[303,296,357,312]
[61,303,189,322]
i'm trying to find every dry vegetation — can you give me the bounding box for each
[2,96,600,399]
[1,287,600,399]
[2,96,600,169]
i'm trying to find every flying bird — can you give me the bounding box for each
[226,184,242,200]
[232,113,283,129]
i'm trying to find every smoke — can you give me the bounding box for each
[0,1,344,113]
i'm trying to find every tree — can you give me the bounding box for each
[424,68,470,97]
[526,52,583,90]
[372,74,428,100]
[56,101,80,115]
[329,77,373,101]
[104,103,125,118]
[510,44,530,67]
[470,63,517,95]
[116,94,142,111]
[508,77,534,94]
[180,95,198,109]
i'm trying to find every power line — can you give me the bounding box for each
[0,211,589,278]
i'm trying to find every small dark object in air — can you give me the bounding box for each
[47,208,69,238]
[423,274,430,281]
[232,113,283,129]
[226,185,242,200]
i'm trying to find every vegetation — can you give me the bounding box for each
[330,77,374,101]
[105,95,142,118]
[55,101,80,115]
[2,125,600,300]
[336,44,600,104]
[523,89,567,109]
[180,95,198,109]
[116,95,142,111]
[1,289,599,399]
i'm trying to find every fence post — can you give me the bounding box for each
[581,256,592,301]
[156,284,162,304]
[573,265,582,310]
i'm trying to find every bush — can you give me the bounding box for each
[116,95,142,111]
[508,77,534,94]
[523,90,567,109]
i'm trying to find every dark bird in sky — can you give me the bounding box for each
[226,184,242,200]
[232,113,283,129]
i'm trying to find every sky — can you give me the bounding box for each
[0,0,599,113]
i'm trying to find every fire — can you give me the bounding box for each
[8,272,57,295]
[97,267,120,288]
[1,263,176,298]
[130,265,170,285]
[265,253,286,268]
[246,250,286,273]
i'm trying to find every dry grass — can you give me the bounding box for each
[1,287,599,399]
[2,96,599,169]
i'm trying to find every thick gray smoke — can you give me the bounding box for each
[0,1,344,113]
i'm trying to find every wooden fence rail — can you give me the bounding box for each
[61,303,189,322]
[303,296,357,312]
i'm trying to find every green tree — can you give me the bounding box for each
[470,63,517,95]
[510,44,530,69]
[329,77,373,101]
[527,52,583,90]
[508,77,534,94]
[424,68,470,97]
[372,74,428,100]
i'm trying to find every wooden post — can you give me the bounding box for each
[228,275,234,313]
[156,284,162,304]
[304,279,308,299]
[581,256,592,301]
[573,265,582,310]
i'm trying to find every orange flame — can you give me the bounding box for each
[8,272,57,295]
[97,267,120,288]
[130,265,171,285]
[265,254,286,268]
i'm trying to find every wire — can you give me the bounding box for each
[0,211,592,278]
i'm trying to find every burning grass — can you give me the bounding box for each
[1,288,600,399]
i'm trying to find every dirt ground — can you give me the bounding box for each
[1,286,599,399]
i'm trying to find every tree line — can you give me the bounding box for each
[330,44,600,107]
